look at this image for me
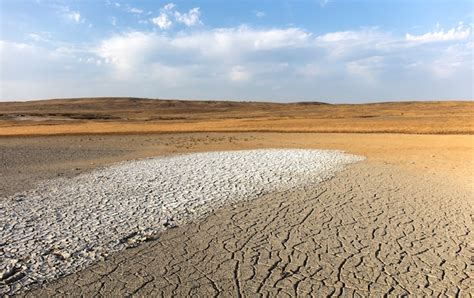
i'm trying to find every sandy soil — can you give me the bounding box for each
[1,133,473,295]
[1,133,472,197]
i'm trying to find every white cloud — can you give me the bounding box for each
[91,27,312,84]
[28,32,51,42]
[126,7,143,14]
[57,6,84,24]
[151,13,172,29]
[151,3,202,29]
[66,11,82,23]
[111,1,144,15]
[144,25,470,82]
[170,26,310,59]
[255,11,266,18]
[315,28,391,59]
[90,27,392,85]
[174,7,202,27]
[2,21,473,101]
[317,30,366,42]
[163,3,175,11]
[94,31,161,75]
[110,17,117,26]
[406,23,471,43]
[429,43,473,78]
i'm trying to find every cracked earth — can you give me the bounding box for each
[1,149,361,295]
[23,161,473,297]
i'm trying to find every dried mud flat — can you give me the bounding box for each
[1,133,473,296]
[1,149,362,295]
[22,161,473,296]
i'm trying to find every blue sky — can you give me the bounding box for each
[0,0,472,102]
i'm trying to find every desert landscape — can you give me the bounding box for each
[2,0,473,295]
[0,98,473,296]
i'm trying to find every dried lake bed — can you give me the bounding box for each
[0,149,363,294]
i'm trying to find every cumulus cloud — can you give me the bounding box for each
[151,13,172,29]
[88,26,315,88]
[87,25,473,99]
[94,31,161,74]
[174,8,202,27]
[163,3,176,11]
[2,21,472,101]
[169,26,311,59]
[150,3,202,29]
[93,27,310,72]
[58,6,84,23]
[255,11,266,18]
[406,23,471,43]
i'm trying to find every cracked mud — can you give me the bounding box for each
[1,149,362,295]
[23,161,473,297]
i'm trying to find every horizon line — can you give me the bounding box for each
[1,96,473,105]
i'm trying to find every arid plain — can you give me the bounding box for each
[1,98,473,296]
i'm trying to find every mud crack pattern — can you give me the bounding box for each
[24,162,473,297]
[1,149,362,295]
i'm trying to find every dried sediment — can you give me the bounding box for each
[1,149,362,295]
[25,161,474,297]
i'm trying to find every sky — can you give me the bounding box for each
[0,0,473,103]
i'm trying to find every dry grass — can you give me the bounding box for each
[0,98,472,136]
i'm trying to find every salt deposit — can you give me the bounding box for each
[0,149,363,294]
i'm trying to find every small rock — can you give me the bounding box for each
[52,250,70,260]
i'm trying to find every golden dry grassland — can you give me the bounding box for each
[0,98,472,136]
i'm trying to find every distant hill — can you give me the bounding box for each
[0,98,472,135]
